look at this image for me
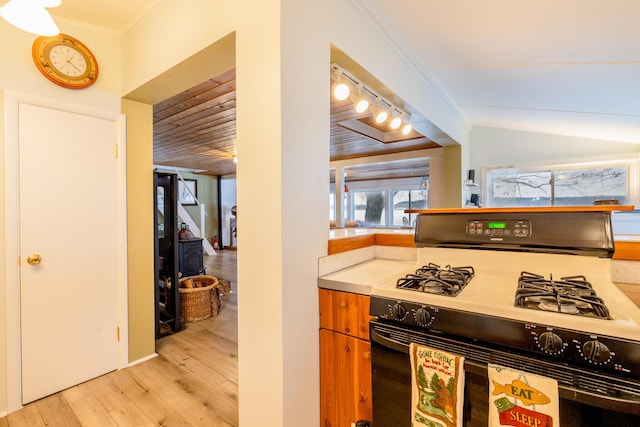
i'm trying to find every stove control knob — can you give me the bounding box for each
[414,307,431,326]
[390,303,407,321]
[538,332,563,353]
[582,340,611,364]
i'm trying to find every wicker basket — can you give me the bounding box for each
[178,275,219,322]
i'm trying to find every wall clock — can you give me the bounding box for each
[32,33,99,89]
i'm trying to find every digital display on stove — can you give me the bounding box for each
[488,222,506,229]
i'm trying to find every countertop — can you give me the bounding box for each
[318,240,640,302]
[318,257,417,295]
[328,227,413,240]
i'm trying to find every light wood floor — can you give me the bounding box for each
[1,250,238,427]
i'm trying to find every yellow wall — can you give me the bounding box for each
[122,99,155,361]
[444,145,463,207]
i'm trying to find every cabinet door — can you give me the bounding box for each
[178,240,204,276]
[320,329,337,426]
[320,330,372,426]
[333,291,371,340]
[319,289,335,331]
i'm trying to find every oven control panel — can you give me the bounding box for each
[370,296,640,378]
[526,324,623,368]
[466,219,531,238]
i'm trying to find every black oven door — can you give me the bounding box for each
[371,319,640,427]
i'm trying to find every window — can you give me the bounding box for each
[329,177,430,227]
[393,189,428,226]
[329,193,335,220]
[487,162,631,207]
[352,190,386,226]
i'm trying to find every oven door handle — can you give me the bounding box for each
[557,385,640,415]
[370,327,409,353]
[370,327,488,375]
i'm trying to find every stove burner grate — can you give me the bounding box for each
[514,271,611,319]
[396,263,474,296]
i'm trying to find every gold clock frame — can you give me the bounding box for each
[32,33,99,89]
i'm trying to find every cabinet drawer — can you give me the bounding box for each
[319,289,372,340]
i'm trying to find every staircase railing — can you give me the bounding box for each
[174,169,216,256]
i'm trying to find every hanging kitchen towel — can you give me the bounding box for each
[487,364,559,427]
[409,343,465,427]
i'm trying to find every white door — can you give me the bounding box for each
[19,103,119,404]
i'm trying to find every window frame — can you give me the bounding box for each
[330,176,428,228]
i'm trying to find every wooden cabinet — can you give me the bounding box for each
[319,289,373,426]
[155,172,181,336]
[178,239,205,277]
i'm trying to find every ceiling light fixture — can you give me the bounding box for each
[330,63,412,133]
[353,84,369,114]
[331,68,350,101]
[401,121,413,136]
[389,108,402,130]
[0,0,61,36]
[374,98,388,124]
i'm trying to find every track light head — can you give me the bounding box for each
[355,98,369,113]
[331,67,351,101]
[333,81,349,101]
[374,109,388,124]
[402,122,413,135]
[353,84,369,113]
[389,108,402,130]
[373,98,388,123]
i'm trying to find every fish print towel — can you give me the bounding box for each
[488,364,559,427]
[409,343,465,427]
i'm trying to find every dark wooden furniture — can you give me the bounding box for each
[154,172,181,337]
[178,238,205,277]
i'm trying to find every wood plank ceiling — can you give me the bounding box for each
[153,68,439,180]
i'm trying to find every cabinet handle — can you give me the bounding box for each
[363,351,371,360]
[339,300,347,308]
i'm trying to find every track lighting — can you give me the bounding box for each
[331,63,412,134]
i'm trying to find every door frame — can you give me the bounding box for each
[3,91,129,412]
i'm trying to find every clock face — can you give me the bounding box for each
[32,34,99,89]
[49,44,88,77]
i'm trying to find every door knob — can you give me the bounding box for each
[27,254,42,265]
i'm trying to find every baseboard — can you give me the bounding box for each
[128,352,158,367]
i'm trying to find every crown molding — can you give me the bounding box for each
[350,0,469,127]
